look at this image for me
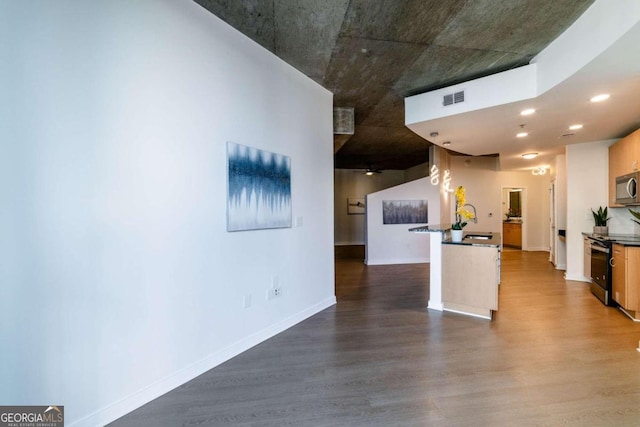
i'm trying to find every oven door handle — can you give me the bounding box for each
[590,245,609,253]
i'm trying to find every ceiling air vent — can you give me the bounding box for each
[443,90,465,106]
[333,107,354,134]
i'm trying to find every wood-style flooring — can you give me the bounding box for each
[110,250,640,426]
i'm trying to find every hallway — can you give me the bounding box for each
[112,251,640,426]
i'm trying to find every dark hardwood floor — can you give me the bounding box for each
[111,251,640,426]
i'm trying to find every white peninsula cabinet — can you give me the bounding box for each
[442,242,500,320]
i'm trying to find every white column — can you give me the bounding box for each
[427,230,444,311]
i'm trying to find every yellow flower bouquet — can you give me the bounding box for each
[452,186,475,230]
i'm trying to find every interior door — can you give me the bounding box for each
[549,180,556,265]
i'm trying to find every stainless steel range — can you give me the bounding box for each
[588,237,611,305]
[586,233,640,306]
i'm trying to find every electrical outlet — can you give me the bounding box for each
[243,294,252,308]
[267,287,283,300]
[267,276,282,300]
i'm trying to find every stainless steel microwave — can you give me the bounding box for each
[615,171,639,205]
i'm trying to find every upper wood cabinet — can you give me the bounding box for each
[609,128,640,207]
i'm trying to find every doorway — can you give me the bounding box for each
[501,187,526,250]
[549,180,556,264]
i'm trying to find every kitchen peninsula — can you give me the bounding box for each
[410,225,501,320]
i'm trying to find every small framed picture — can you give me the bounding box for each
[347,197,365,215]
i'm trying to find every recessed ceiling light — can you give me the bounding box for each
[590,94,610,103]
[521,108,536,116]
[569,124,583,130]
[516,132,528,138]
[522,153,538,159]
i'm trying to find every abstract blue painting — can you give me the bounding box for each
[227,142,292,231]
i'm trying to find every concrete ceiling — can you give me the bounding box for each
[407,4,640,172]
[194,0,595,171]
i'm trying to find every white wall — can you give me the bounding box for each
[564,139,640,281]
[449,156,550,251]
[405,162,430,182]
[334,169,406,245]
[565,141,609,280]
[555,155,568,231]
[554,154,568,269]
[365,178,439,265]
[0,1,335,426]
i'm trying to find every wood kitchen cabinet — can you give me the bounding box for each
[502,222,522,248]
[583,236,591,279]
[609,128,640,207]
[611,243,640,313]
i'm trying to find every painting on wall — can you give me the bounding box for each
[382,200,428,225]
[347,197,366,215]
[227,142,292,231]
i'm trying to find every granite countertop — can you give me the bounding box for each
[583,232,640,247]
[443,231,501,248]
[408,226,501,247]
[408,224,453,233]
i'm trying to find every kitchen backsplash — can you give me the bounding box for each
[607,207,640,235]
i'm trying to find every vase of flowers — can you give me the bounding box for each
[451,186,475,242]
[505,208,521,221]
[450,229,464,242]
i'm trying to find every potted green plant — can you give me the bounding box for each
[591,206,610,235]
[629,208,640,225]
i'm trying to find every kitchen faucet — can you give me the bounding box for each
[464,204,478,223]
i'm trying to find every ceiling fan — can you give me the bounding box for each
[363,164,382,176]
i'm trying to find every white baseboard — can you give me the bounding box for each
[365,257,429,265]
[428,300,443,311]
[70,296,337,427]
[525,247,550,252]
[565,273,590,282]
